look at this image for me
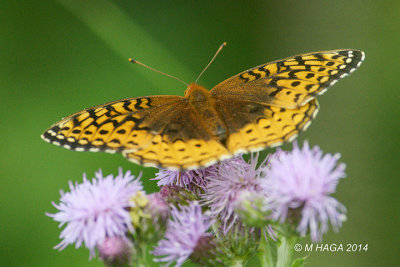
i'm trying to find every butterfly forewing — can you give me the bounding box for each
[211,49,365,108]
[42,95,230,170]
[42,96,184,153]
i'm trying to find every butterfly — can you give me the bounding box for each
[42,48,365,170]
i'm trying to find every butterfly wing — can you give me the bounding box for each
[123,101,230,170]
[213,97,319,154]
[211,49,365,108]
[42,95,229,170]
[209,49,364,154]
[42,96,185,153]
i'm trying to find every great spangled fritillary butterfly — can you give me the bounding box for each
[42,48,365,170]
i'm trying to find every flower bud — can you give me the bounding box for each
[98,237,132,267]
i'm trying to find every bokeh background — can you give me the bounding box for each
[1,0,399,266]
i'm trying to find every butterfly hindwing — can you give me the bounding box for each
[213,98,319,154]
[123,101,230,170]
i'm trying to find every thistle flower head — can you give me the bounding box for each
[153,164,217,192]
[152,202,214,267]
[263,141,347,241]
[47,168,143,257]
[202,155,267,233]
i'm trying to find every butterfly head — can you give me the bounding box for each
[184,83,210,101]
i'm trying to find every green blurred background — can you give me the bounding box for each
[1,0,399,266]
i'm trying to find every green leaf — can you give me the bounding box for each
[291,257,306,267]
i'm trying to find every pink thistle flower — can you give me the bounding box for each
[153,165,217,191]
[202,155,267,234]
[263,141,347,242]
[152,202,214,267]
[47,168,143,257]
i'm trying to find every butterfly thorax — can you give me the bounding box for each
[184,83,228,142]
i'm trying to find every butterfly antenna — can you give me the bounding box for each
[195,42,227,84]
[129,58,188,86]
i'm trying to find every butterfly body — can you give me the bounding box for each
[42,49,365,170]
[184,83,228,142]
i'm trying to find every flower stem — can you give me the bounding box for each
[231,259,244,267]
[276,236,297,267]
[132,242,148,267]
[258,228,299,267]
[258,234,276,267]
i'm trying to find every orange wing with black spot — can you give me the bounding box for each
[213,97,319,154]
[42,96,182,152]
[42,95,229,170]
[122,101,230,170]
[209,49,364,154]
[211,49,365,108]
